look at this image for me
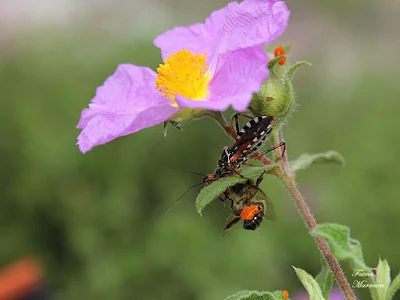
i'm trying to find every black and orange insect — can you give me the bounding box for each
[220,172,276,234]
[167,114,283,217]
[203,114,285,185]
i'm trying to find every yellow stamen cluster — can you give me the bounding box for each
[156,50,211,102]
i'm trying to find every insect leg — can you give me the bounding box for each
[278,142,286,158]
[230,113,255,136]
[255,171,266,187]
[222,217,241,235]
[227,165,251,181]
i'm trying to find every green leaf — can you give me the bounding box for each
[268,55,285,70]
[315,259,334,299]
[312,223,367,269]
[196,165,278,215]
[388,273,400,299]
[293,267,325,300]
[284,61,311,81]
[283,44,292,54]
[290,151,345,174]
[271,290,290,300]
[224,290,284,300]
[376,258,390,299]
[311,224,384,299]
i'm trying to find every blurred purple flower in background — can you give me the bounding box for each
[77,0,289,153]
[294,287,346,300]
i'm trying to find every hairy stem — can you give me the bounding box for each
[277,169,356,299]
[208,111,237,139]
[270,130,357,300]
[278,130,291,174]
[212,113,355,298]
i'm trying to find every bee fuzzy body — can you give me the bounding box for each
[220,173,276,235]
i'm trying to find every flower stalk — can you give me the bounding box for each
[213,113,356,299]
[271,130,357,300]
[210,111,237,139]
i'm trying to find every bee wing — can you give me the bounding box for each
[256,190,276,221]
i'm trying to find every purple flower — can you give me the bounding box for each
[294,287,346,300]
[77,0,290,153]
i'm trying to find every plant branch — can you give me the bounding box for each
[255,154,273,165]
[276,168,356,300]
[278,130,291,174]
[207,111,236,139]
[210,113,356,298]
[268,130,357,300]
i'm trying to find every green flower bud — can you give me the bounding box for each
[163,108,203,136]
[163,108,221,136]
[249,61,311,127]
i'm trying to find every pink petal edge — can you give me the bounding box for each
[76,64,178,153]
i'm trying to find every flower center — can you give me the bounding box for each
[156,50,211,103]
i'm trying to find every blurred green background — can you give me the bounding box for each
[1,0,399,299]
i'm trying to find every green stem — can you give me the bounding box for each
[207,111,236,139]
[270,130,357,300]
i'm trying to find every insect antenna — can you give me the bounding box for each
[165,182,204,216]
[169,167,206,177]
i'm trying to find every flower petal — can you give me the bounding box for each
[175,47,268,112]
[153,2,238,62]
[77,64,178,153]
[218,0,290,54]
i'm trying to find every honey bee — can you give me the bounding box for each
[220,172,276,235]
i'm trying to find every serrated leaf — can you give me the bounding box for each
[311,224,382,299]
[376,258,390,299]
[315,259,334,299]
[293,267,325,300]
[196,165,279,215]
[349,238,364,264]
[290,151,345,174]
[312,224,367,269]
[388,273,400,299]
[225,290,288,300]
[272,290,290,300]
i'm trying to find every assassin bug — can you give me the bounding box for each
[167,114,284,215]
[202,114,285,185]
[220,171,276,235]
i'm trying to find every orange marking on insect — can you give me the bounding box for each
[274,45,286,65]
[230,151,242,162]
[283,290,289,299]
[240,205,259,220]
